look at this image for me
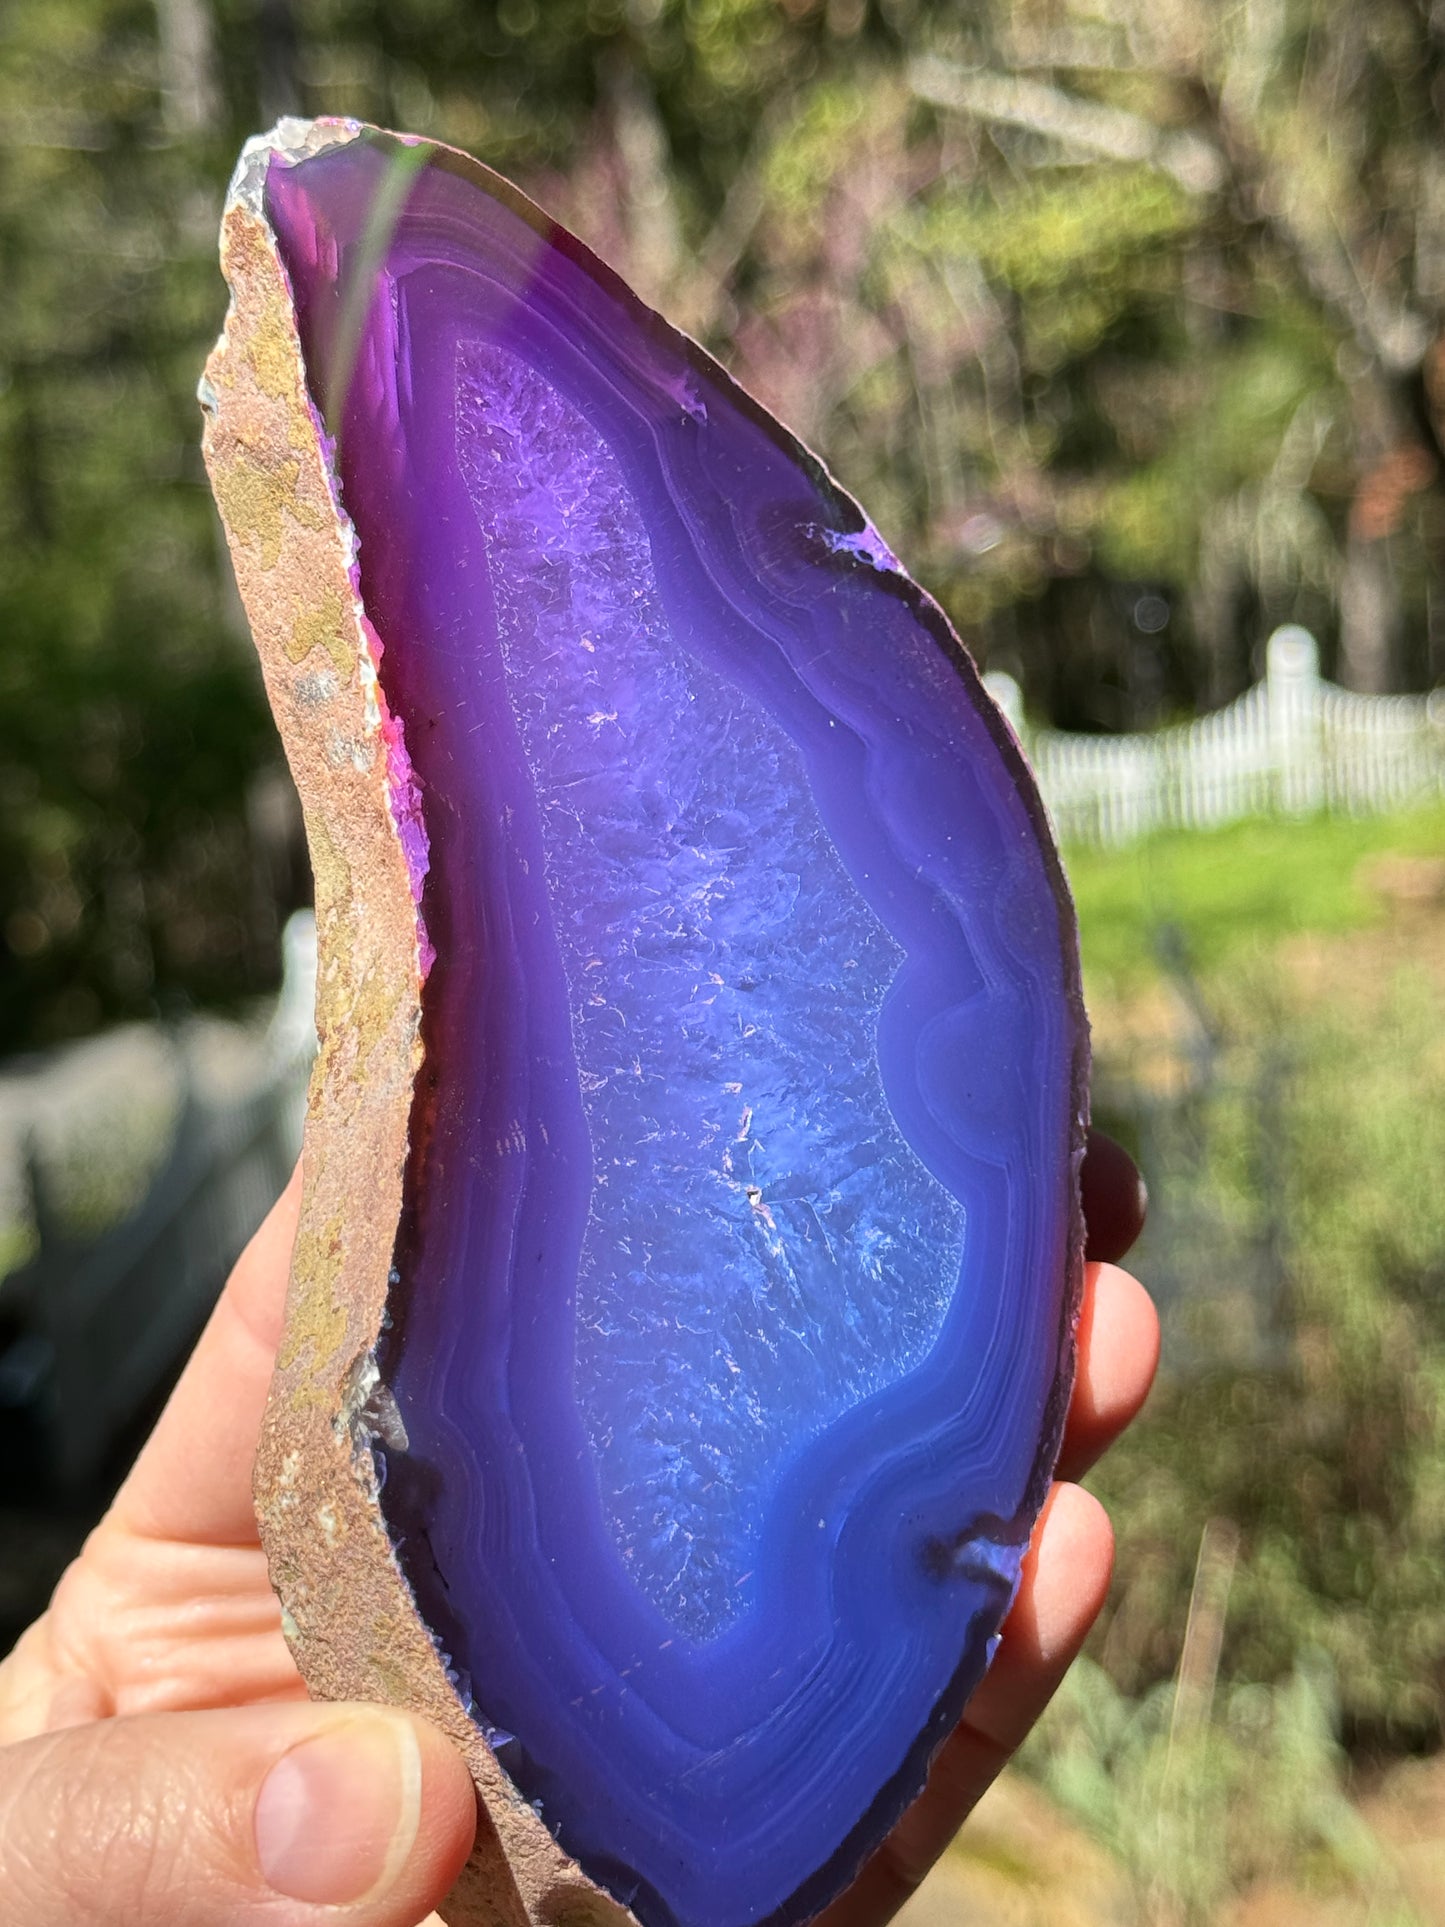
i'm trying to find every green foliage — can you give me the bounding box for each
[1022,1654,1420,1922]
[762,76,875,217]
[0,549,270,1045]
[1094,321,1339,585]
[922,167,1197,370]
[0,0,273,1048]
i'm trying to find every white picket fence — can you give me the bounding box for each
[984,627,1445,849]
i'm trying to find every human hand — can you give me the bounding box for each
[0,1132,1154,1927]
[820,1127,1157,1927]
[0,1163,476,1926]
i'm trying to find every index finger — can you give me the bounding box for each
[112,1164,303,1547]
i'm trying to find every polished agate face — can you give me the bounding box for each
[262,126,1085,1927]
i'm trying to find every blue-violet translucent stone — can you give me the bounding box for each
[264,127,1087,1927]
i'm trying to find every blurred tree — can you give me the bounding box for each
[3,0,1444,1047]
[0,0,279,1050]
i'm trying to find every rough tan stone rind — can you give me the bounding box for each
[200,138,633,1927]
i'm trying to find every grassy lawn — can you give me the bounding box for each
[1065,798,1445,994]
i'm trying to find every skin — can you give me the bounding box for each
[0,1133,1156,1927]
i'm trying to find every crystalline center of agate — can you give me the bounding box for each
[456,343,964,1640]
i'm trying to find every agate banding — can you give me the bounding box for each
[202,118,1089,1927]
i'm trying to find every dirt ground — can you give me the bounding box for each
[897,1754,1445,1927]
[896,1772,1133,1927]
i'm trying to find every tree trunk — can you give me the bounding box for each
[1338,530,1398,693]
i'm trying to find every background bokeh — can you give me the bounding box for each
[2,2,1444,1921]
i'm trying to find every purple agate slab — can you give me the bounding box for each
[263,126,1086,1927]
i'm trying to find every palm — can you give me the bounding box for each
[0,1518,300,1738]
[0,1146,1155,1927]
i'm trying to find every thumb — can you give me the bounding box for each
[0,1699,477,1926]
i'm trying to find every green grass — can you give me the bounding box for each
[1064,799,1445,993]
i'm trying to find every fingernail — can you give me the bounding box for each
[254,1714,423,1904]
